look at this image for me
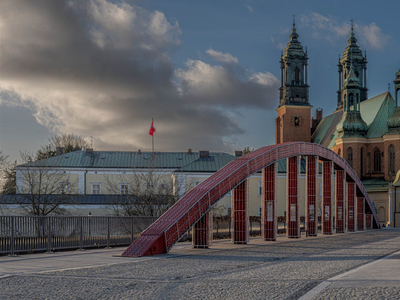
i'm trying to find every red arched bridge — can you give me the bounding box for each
[122,142,380,257]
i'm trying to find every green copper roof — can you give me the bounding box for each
[366,92,395,138]
[312,92,391,147]
[362,178,389,192]
[311,110,343,147]
[388,106,400,132]
[337,110,368,137]
[17,150,236,172]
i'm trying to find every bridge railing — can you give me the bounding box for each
[0,215,156,256]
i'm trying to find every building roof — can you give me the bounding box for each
[362,179,390,192]
[17,150,237,173]
[312,92,395,146]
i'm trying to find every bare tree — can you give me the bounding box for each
[14,152,77,215]
[105,169,181,217]
[104,161,196,217]
[0,151,9,194]
[37,133,89,160]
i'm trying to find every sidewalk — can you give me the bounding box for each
[2,231,400,289]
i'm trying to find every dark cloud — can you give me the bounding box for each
[0,0,279,152]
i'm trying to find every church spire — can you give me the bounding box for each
[278,18,309,107]
[336,20,368,111]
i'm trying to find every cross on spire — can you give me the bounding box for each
[351,19,354,32]
[293,14,296,27]
[388,82,391,91]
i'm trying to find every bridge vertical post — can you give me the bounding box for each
[192,212,212,248]
[335,169,346,233]
[322,161,333,235]
[306,156,318,236]
[347,182,356,232]
[357,197,365,231]
[262,163,277,241]
[232,180,248,244]
[287,156,300,238]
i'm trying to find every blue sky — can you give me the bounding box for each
[1,0,399,161]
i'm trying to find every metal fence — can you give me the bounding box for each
[0,216,156,256]
[1,215,323,255]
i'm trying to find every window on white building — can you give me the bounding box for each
[258,181,262,197]
[30,182,40,194]
[60,183,69,194]
[91,183,101,195]
[120,183,129,195]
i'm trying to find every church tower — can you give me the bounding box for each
[336,61,368,138]
[337,23,368,111]
[275,18,312,144]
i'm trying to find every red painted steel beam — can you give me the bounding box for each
[192,212,211,248]
[232,180,248,244]
[262,164,277,241]
[322,161,333,235]
[306,156,318,236]
[357,197,365,231]
[122,142,380,257]
[287,156,300,238]
[347,182,356,232]
[335,170,346,233]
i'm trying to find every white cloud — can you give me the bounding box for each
[246,6,253,13]
[206,49,239,64]
[300,12,389,50]
[0,0,278,153]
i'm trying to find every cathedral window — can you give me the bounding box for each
[295,67,299,83]
[349,93,354,108]
[389,145,396,175]
[373,149,381,173]
[347,147,353,168]
[360,147,364,177]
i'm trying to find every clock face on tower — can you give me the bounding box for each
[291,115,302,127]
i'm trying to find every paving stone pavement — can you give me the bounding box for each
[1,229,400,299]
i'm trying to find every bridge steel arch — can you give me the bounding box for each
[122,142,380,257]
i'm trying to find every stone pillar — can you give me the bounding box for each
[192,212,212,248]
[280,64,284,87]
[306,156,318,236]
[262,164,277,241]
[287,156,300,238]
[347,182,356,231]
[322,161,333,234]
[357,197,365,231]
[335,170,346,233]
[232,180,248,244]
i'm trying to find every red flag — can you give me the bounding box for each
[149,121,156,136]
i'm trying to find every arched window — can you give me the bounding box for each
[347,147,353,168]
[374,149,381,173]
[349,93,354,108]
[338,149,341,157]
[295,67,299,82]
[389,145,396,175]
[360,147,364,177]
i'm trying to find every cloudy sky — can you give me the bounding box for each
[1,0,399,161]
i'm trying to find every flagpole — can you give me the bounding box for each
[152,118,154,152]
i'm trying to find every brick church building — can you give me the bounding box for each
[275,20,400,227]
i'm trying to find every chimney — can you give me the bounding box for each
[234,151,243,157]
[138,149,142,154]
[311,108,323,134]
[199,150,209,158]
[56,147,64,156]
[86,148,93,153]
[188,149,192,154]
